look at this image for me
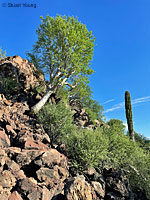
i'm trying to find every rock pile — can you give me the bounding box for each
[70,99,110,130]
[0,93,69,199]
[0,55,45,106]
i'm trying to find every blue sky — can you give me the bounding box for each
[0,0,150,137]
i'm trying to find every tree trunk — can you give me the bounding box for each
[131,130,135,142]
[32,88,53,112]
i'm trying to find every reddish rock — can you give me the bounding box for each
[0,191,11,200]
[12,55,23,66]
[15,149,45,167]
[0,170,16,190]
[36,167,57,183]
[41,187,53,200]
[34,150,68,198]
[4,147,21,159]
[27,187,52,200]
[24,139,49,150]
[6,159,20,171]
[0,149,7,166]
[0,55,45,92]
[18,178,53,200]
[8,191,23,200]
[5,159,26,180]
[64,175,93,200]
[0,128,10,147]
[36,165,68,185]
[13,170,26,180]
[6,125,17,138]
[27,190,42,200]
[18,177,38,196]
[91,181,105,198]
[0,92,50,149]
[34,149,68,169]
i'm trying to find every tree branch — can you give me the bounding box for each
[64,82,78,90]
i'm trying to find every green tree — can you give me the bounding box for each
[27,14,95,112]
[106,119,126,135]
[0,47,6,58]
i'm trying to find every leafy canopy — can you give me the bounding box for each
[106,119,126,135]
[27,14,95,93]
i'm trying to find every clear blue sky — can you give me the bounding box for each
[0,0,150,137]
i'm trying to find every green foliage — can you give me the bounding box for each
[57,83,104,123]
[69,84,104,122]
[134,132,150,153]
[106,119,126,135]
[35,85,46,94]
[83,99,104,122]
[102,127,150,198]
[125,91,134,141]
[37,99,150,198]
[0,47,6,58]
[134,132,147,146]
[37,101,75,145]
[128,153,150,199]
[103,127,140,167]
[65,128,108,169]
[56,85,70,103]
[26,14,95,93]
[2,77,18,95]
[85,108,97,124]
[68,82,93,105]
[33,80,46,95]
[33,68,45,78]
[64,125,150,198]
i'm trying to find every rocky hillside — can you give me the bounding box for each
[0,56,147,200]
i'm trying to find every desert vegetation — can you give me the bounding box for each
[37,98,150,198]
[0,14,150,199]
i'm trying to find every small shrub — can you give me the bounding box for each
[103,127,150,199]
[106,119,126,135]
[37,101,75,145]
[3,77,19,95]
[65,128,109,170]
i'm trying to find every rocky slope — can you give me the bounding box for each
[0,56,147,200]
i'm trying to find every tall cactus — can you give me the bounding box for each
[125,91,135,141]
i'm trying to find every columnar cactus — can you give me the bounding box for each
[125,91,135,141]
